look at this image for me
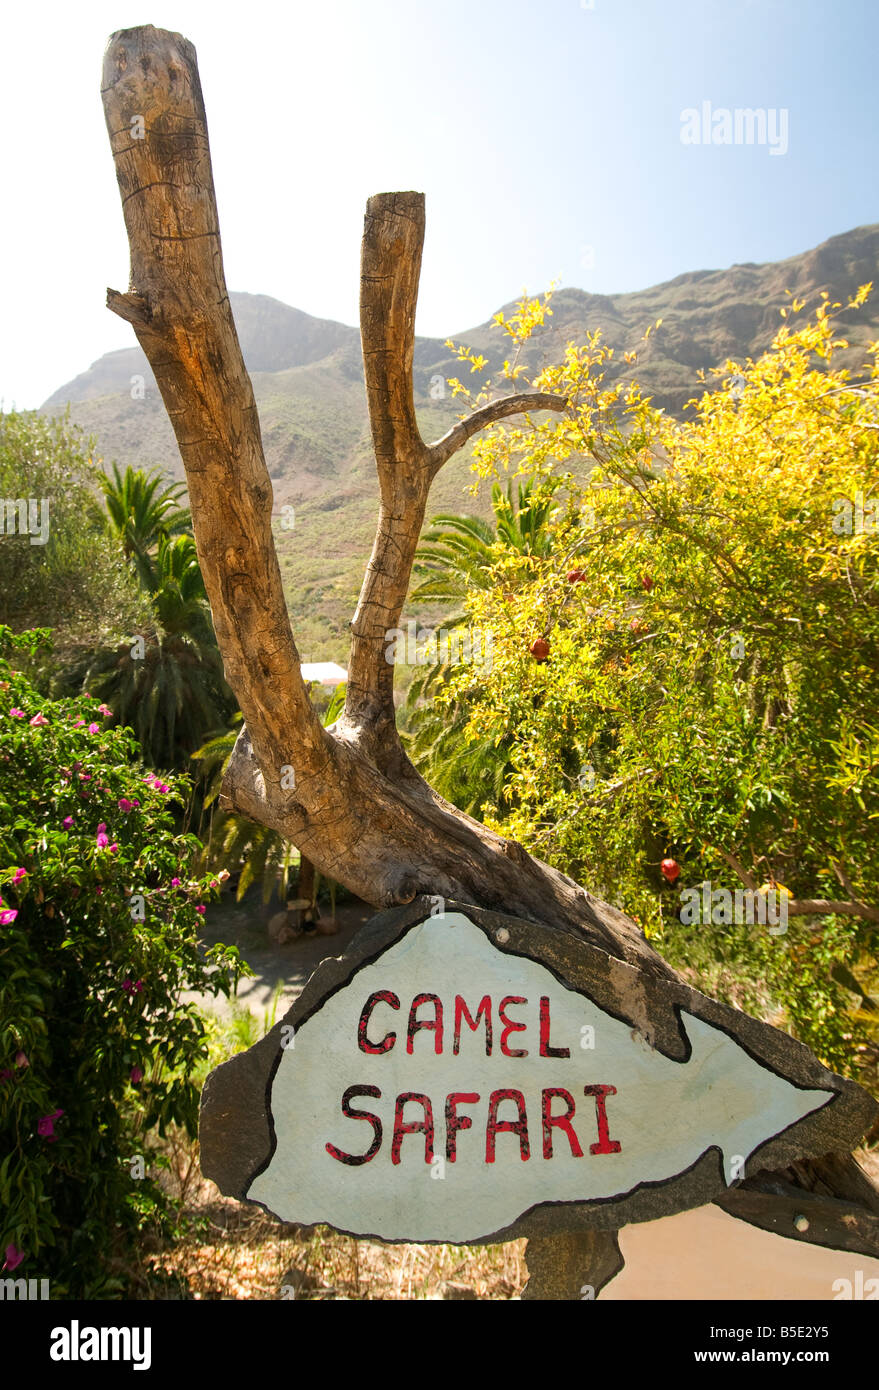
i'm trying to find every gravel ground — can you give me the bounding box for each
[184,886,376,1023]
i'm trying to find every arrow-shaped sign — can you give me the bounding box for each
[246,912,835,1243]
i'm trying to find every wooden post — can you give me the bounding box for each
[522,1230,623,1300]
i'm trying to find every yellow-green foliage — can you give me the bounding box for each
[432,289,879,1078]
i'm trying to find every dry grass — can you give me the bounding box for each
[133,1127,525,1301]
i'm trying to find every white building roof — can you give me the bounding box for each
[300,662,348,688]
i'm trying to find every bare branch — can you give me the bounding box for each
[105,289,150,328]
[360,191,427,480]
[787,898,879,923]
[428,391,568,472]
[99,31,694,970]
[719,852,879,922]
[346,199,568,749]
[344,192,430,750]
[101,25,329,795]
[718,849,758,891]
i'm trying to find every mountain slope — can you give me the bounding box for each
[41,225,879,656]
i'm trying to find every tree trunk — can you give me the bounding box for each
[101,24,879,1245]
[295,854,316,926]
[100,23,660,979]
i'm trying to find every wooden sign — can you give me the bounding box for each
[200,899,877,1246]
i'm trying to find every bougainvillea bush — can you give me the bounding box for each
[0,628,246,1295]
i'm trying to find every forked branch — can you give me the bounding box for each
[428,391,568,472]
[101,24,670,970]
[345,193,568,745]
[101,24,330,802]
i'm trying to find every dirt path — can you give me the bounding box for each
[186,887,376,1023]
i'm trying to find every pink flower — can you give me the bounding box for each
[130,1065,144,1084]
[29,713,48,727]
[218,870,230,883]
[62,816,73,829]
[11,868,26,886]
[14,1051,28,1069]
[37,1108,64,1141]
[96,824,110,850]
[0,909,18,926]
[72,719,85,728]
[79,773,92,781]
[117,798,136,813]
[88,722,100,735]
[109,843,119,854]
[98,704,113,718]
[171,878,182,888]
[2,1245,24,1272]
[195,904,206,915]
[122,978,144,996]
[0,1069,12,1082]
[8,708,25,719]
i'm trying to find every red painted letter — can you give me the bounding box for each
[498,996,528,1057]
[358,990,400,1054]
[406,993,444,1055]
[541,1087,583,1159]
[539,995,570,1058]
[583,1084,622,1154]
[485,1088,530,1162]
[453,995,492,1055]
[391,1092,435,1164]
[326,1085,383,1165]
[445,1092,480,1161]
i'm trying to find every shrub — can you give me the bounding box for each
[0,628,246,1295]
[429,293,879,1079]
[0,411,148,680]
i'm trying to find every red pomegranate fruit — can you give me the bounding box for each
[529,637,550,662]
[660,857,681,884]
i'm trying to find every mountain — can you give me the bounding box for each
[42,224,879,658]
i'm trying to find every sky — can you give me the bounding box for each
[1,0,877,409]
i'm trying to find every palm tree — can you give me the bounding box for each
[193,683,348,906]
[402,663,513,817]
[409,475,561,608]
[85,534,235,769]
[100,463,191,589]
[401,475,563,817]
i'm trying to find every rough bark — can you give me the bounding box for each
[103,25,879,1240]
[101,23,659,976]
[296,854,316,925]
[521,1230,624,1300]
